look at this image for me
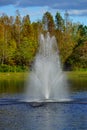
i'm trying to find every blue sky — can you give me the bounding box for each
[0,0,87,25]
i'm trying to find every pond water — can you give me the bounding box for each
[0,73,87,130]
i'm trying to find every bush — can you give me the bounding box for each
[66,42,87,70]
[0,64,29,72]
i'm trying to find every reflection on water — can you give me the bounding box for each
[0,74,87,130]
[69,78,87,92]
[0,102,87,130]
[0,74,87,95]
[0,80,25,95]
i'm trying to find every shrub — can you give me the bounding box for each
[0,64,29,72]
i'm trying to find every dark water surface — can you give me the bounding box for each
[0,75,87,130]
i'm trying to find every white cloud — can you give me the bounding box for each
[69,9,87,16]
[0,0,87,16]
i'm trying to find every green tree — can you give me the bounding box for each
[56,22,78,65]
[21,15,33,39]
[32,21,43,41]
[0,14,12,64]
[77,25,87,46]
[67,41,87,70]
[42,12,55,35]
[14,10,21,46]
[55,12,64,31]
[15,37,38,66]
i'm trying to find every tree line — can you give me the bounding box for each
[0,10,87,72]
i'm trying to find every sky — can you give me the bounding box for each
[0,0,87,25]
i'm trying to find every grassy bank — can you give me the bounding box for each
[66,71,87,80]
[0,72,28,81]
[0,71,87,81]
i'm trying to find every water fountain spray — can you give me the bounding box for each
[25,33,69,102]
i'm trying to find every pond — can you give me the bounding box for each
[0,72,87,130]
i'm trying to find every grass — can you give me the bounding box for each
[0,71,87,81]
[0,72,28,81]
[66,71,87,80]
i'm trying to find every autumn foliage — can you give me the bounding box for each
[0,11,87,71]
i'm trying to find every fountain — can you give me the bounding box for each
[25,32,69,103]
